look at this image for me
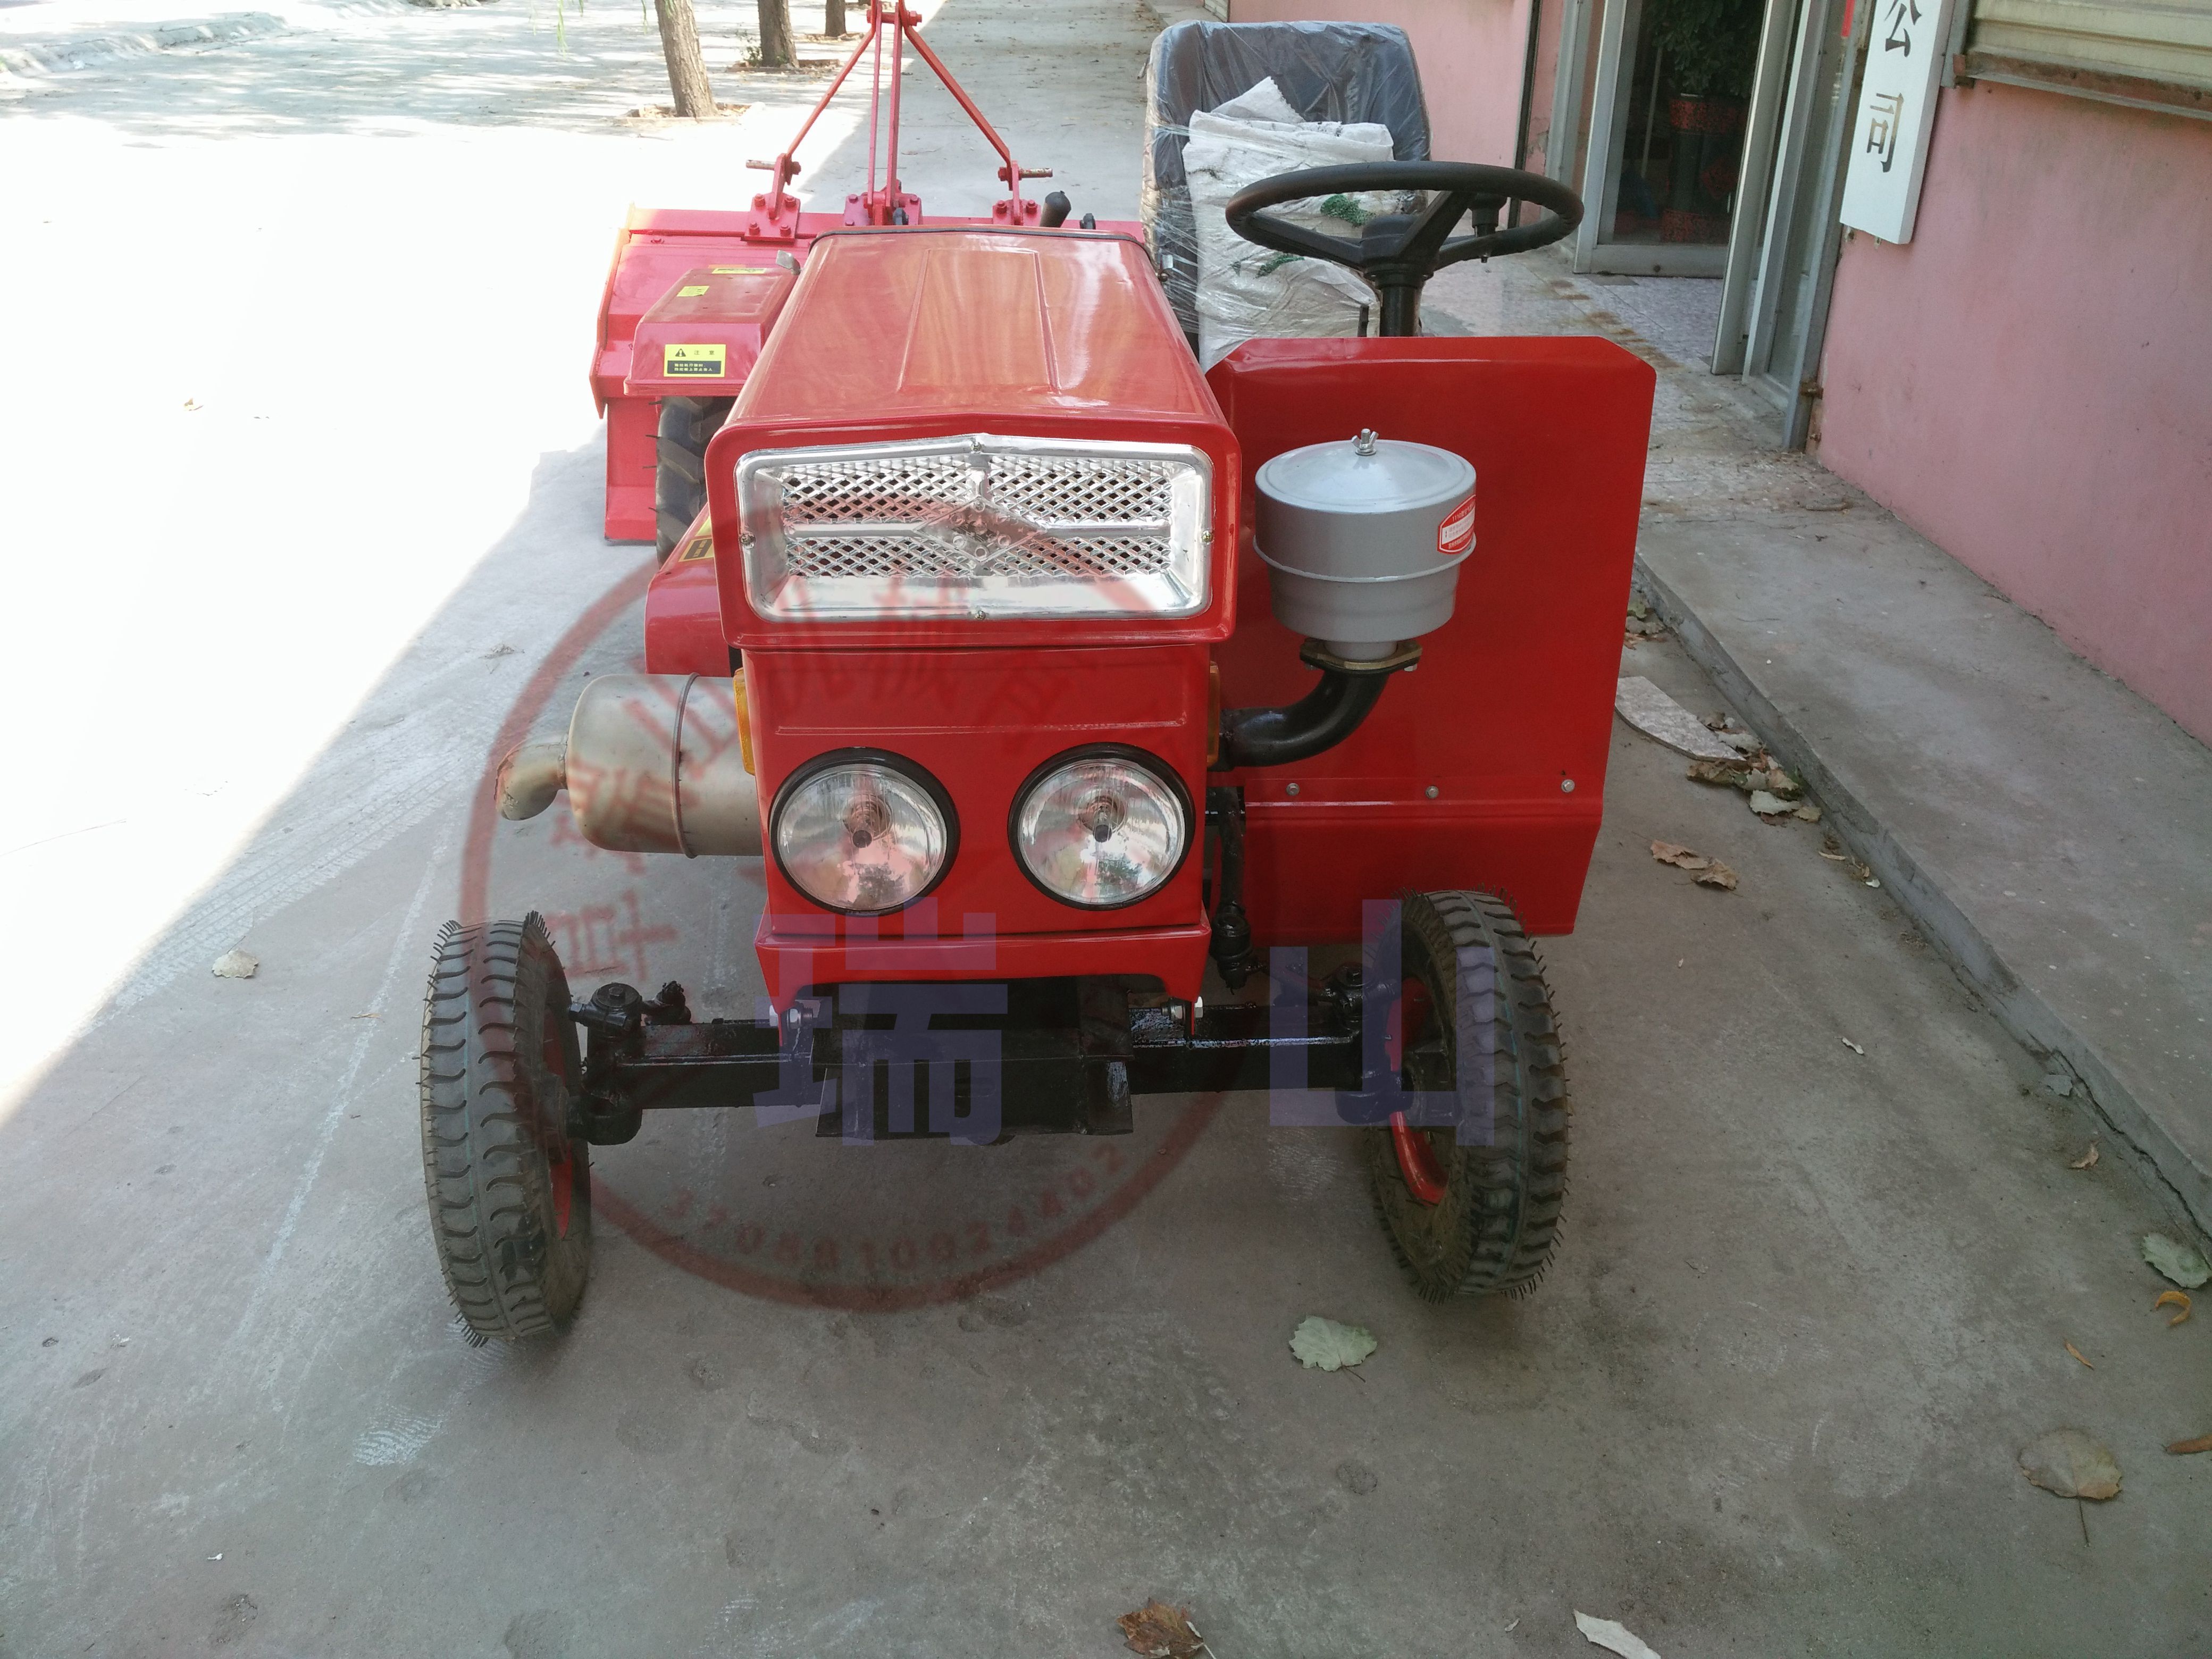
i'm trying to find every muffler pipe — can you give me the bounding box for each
[496,673,761,857]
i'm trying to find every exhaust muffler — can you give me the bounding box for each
[496,673,761,857]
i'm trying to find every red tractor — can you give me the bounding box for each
[421,10,1653,1339]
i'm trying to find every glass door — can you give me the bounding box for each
[1572,0,1770,277]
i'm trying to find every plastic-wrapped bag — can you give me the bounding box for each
[1185,81,1396,370]
[1142,20,1431,352]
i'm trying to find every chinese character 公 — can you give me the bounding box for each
[1883,0,1922,54]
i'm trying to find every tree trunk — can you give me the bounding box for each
[756,0,794,66]
[823,0,845,35]
[653,0,716,116]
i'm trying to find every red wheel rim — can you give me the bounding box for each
[540,1021,576,1238]
[1385,976,1448,1205]
[1389,1113,1449,1205]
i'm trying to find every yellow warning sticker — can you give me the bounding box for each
[677,284,710,297]
[678,531,715,562]
[709,265,772,274]
[663,342,727,377]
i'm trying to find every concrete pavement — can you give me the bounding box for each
[4,3,2209,1654]
[1430,249,2212,1241]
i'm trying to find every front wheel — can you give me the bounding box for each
[1368,890,1569,1300]
[419,915,592,1339]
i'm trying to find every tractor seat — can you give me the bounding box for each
[1142,19,1434,353]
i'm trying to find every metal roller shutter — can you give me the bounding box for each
[1964,0,2212,116]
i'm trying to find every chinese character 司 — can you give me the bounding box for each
[1884,0,1922,53]
[1865,89,1904,172]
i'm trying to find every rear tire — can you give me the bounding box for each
[1368,890,1569,1300]
[419,915,592,1340]
[655,395,734,558]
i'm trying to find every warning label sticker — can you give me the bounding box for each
[1437,493,1477,555]
[677,284,710,297]
[709,265,773,274]
[678,529,714,562]
[663,343,727,377]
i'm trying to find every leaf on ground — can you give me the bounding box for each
[1289,1315,1376,1372]
[1694,860,1738,891]
[1650,840,1710,870]
[1116,1601,1205,1659]
[2018,1428,2122,1500]
[1575,1611,1664,1658]
[2065,1340,2094,1369]
[1764,768,1803,799]
[2155,1289,2191,1326]
[2141,1233,2211,1289]
[211,949,258,979]
[2166,1432,2212,1455]
[1793,803,1823,823]
[2068,1142,2099,1169]
[1748,790,1792,817]
[1686,757,1754,787]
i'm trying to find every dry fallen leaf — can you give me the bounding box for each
[2155,1289,2191,1327]
[211,949,259,979]
[1694,860,1738,891]
[2166,1432,2212,1455]
[1576,1612,1664,1658]
[1686,757,1754,787]
[2018,1428,2122,1500]
[1650,840,1710,870]
[1116,1601,1204,1659]
[2068,1142,2100,1170]
[1748,789,1792,818]
[1792,803,1823,823]
[2065,1340,2094,1369]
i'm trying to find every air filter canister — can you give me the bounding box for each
[1254,429,1478,661]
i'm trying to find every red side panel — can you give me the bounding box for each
[642,514,730,676]
[605,397,661,544]
[1206,337,1655,940]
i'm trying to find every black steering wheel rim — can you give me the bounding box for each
[1222,162,1583,336]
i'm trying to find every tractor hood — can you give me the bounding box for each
[723,226,1226,434]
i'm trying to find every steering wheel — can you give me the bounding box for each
[1224,162,1583,338]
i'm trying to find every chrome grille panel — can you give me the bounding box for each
[736,435,1212,621]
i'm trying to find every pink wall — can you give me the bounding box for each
[1229,0,1536,167]
[1819,82,2212,744]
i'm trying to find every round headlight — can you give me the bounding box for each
[1012,748,1191,909]
[772,753,955,915]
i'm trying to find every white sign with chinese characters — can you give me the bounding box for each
[1839,0,1959,242]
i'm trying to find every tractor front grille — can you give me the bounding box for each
[735,435,1213,621]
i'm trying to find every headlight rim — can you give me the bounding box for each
[769,747,960,917]
[1007,742,1195,912]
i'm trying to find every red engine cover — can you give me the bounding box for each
[1207,336,1655,941]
